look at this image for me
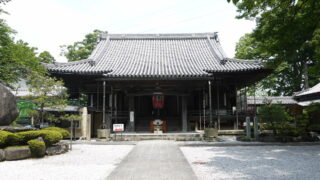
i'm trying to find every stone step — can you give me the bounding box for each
[110,133,203,141]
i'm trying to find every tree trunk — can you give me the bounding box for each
[40,103,44,125]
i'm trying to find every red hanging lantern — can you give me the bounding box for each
[152,93,164,109]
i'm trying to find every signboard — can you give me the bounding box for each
[113,124,124,132]
[130,111,134,122]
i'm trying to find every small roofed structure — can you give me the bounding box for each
[45,32,272,136]
[247,96,302,117]
[247,96,297,106]
[294,83,320,106]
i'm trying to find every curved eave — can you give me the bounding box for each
[48,69,112,75]
[204,67,266,73]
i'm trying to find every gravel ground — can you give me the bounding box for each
[181,145,320,180]
[0,144,133,180]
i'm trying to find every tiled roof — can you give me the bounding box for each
[247,96,297,105]
[294,83,320,97]
[46,33,265,78]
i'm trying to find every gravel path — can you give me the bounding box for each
[181,145,320,180]
[0,144,133,180]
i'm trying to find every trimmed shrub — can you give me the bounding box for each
[16,130,62,146]
[28,140,46,157]
[16,131,41,144]
[42,127,70,138]
[0,131,23,146]
[1,130,62,148]
[38,130,62,146]
[7,133,23,145]
[0,131,11,147]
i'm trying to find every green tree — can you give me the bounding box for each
[305,103,320,125]
[25,73,68,125]
[235,34,303,96]
[0,9,46,87]
[229,0,320,95]
[61,29,107,62]
[39,51,55,64]
[258,104,291,135]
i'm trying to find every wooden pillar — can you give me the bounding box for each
[198,91,201,131]
[90,94,93,107]
[108,86,113,130]
[102,81,106,129]
[97,82,99,110]
[203,89,206,129]
[114,93,117,123]
[128,96,135,132]
[234,86,238,130]
[217,82,220,130]
[208,81,213,128]
[181,96,188,132]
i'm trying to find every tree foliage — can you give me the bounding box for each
[39,51,55,64]
[305,103,320,124]
[25,73,68,125]
[60,114,82,122]
[230,0,320,95]
[61,29,107,62]
[0,9,49,87]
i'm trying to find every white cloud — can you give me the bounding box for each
[3,0,255,62]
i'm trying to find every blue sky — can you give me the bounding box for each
[3,0,255,62]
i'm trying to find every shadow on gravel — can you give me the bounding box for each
[201,146,320,179]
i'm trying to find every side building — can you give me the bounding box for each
[45,33,271,137]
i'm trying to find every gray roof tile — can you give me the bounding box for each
[294,83,320,97]
[47,33,265,78]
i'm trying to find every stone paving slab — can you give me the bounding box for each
[107,140,197,180]
[61,140,137,145]
[178,141,320,147]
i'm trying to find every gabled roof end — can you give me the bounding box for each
[99,33,108,41]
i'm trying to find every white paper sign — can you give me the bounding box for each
[113,124,124,132]
[130,111,134,122]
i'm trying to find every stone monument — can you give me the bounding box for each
[0,83,19,126]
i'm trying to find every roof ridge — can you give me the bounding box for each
[52,59,92,67]
[225,58,262,64]
[105,32,218,39]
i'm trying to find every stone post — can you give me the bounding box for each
[253,116,259,138]
[246,116,251,137]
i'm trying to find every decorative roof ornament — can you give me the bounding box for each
[88,59,95,66]
[213,32,219,42]
[220,58,227,65]
[99,33,108,41]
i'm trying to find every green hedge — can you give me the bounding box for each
[0,131,11,147]
[16,130,62,146]
[1,129,63,148]
[42,127,70,138]
[28,140,46,157]
[38,130,62,146]
[7,133,23,145]
[16,131,41,144]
